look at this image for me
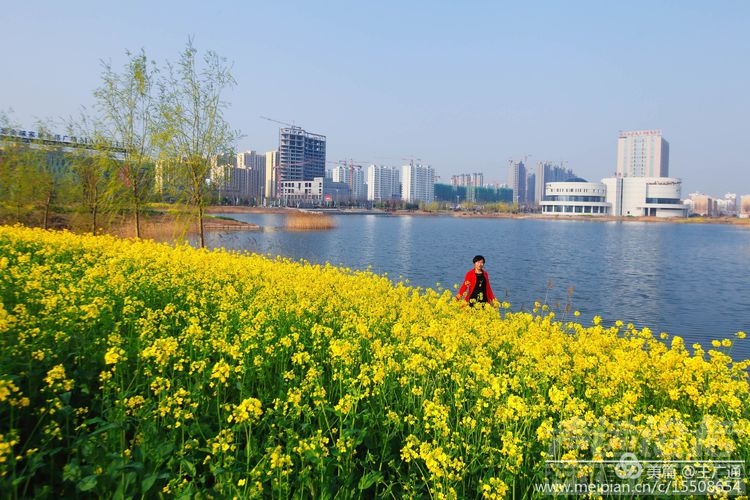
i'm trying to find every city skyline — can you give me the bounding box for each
[1,1,748,198]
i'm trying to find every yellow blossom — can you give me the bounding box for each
[228,397,263,424]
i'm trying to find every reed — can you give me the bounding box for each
[285,210,336,231]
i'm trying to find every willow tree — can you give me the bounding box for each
[71,137,125,235]
[63,112,123,235]
[156,39,238,248]
[30,122,82,230]
[0,112,28,223]
[0,115,67,227]
[94,49,158,239]
[0,140,36,224]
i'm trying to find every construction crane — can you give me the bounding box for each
[402,156,424,166]
[339,158,371,167]
[508,154,532,166]
[259,116,298,128]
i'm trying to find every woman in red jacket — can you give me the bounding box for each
[456,255,497,305]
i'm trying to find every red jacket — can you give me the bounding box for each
[457,270,496,303]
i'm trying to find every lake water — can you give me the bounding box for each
[205,213,750,361]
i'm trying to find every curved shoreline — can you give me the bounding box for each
[205,206,750,227]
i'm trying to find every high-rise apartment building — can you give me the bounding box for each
[209,153,238,202]
[450,173,484,202]
[526,172,536,206]
[616,130,669,178]
[507,160,527,206]
[402,163,435,204]
[330,165,347,184]
[367,165,401,201]
[740,195,750,218]
[264,150,278,200]
[236,151,266,201]
[332,163,367,201]
[210,151,266,203]
[535,162,577,205]
[451,173,484,188]
[277,126,326,188]
[686,193,715,217]
[719,193,738,216]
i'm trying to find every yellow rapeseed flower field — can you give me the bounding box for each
[0,225,748,498]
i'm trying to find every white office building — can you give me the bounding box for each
[540,180,610,215]
[603,177,686,217]
[616,130,669,178]
[278,177,324,205]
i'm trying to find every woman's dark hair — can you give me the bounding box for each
[472,255,485,263]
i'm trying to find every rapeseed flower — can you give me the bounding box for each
[1,225,749,498]
[228,397,263,424]
[43,364,74,393]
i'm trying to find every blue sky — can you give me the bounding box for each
[2,1,748,197]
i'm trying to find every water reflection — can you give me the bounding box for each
[599,223,668,331]
[359,215,377,269]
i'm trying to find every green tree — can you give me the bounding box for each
[0,111,25,222]
[156,39,239,248]
[0,115,67,227]
[64,113,122,235]
[0,141,36,223]
[94,49,158,239]
[68,142,118,235]
[34,123,75,229]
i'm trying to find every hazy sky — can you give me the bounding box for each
[2,1,748,196]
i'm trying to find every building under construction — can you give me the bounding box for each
[278,126,326,183]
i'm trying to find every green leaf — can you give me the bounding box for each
[78,475,98,492]
[358,471,383,490]
[157,441,176,458]
[142,473,158,493]
[114,471,136,500]
[181,458,196,476]
[63,462,81,483]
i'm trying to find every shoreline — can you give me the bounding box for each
[204,206,750,227]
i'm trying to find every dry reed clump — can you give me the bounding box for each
[285,211,336,231]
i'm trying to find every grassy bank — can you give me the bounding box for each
[0,225,748,498]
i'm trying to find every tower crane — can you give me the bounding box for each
[259,116,298,128]
[340,158,371,167]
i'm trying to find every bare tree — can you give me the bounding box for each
[156,38,239,248]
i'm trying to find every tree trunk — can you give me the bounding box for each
[43,192,51,230]
[198,204,205,248]
[132,174,142,239]
[91,205,98,235]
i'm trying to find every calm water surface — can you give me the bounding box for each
[206,214,750,361]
